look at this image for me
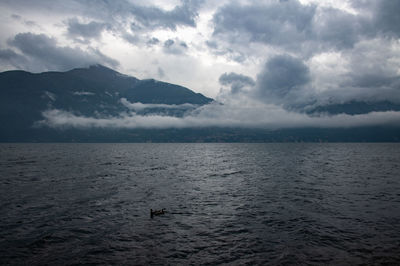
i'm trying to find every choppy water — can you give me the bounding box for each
[0,143,400,265]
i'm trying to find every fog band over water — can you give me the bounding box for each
[38,99,400,129]
[120,98,199,111]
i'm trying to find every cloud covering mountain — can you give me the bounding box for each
[0,0,400,133]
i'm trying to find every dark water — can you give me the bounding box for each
[1,143,400,265]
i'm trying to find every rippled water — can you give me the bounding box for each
[1,143,400,265]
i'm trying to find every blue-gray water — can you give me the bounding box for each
[1,143,400,265]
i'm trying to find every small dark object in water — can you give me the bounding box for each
[150,208,166,218]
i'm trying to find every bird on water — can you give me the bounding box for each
[150,208,166,218]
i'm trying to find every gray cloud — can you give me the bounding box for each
[38,103,400,130]
[213,1,316,51]
[129,0,201,31]
[24,20,37,27]
[312,7,369,49]
[147,37,160,46]
[11,14,21,20]
[373,0,400,38]
[205,40,218,49]
[205,40,247,63]
[163,39,188,55]
[8,32,119,71]
[10,13,39,28]
[346,72,400,91]
[211,0,400,58]
[0,0,203,54]
[211,0,400,111]
[66,18,110,40]
[1,0,202,31]
[122,32,140,45]
[0,48,20,60]
[219,72,255,94]
[256,55,310,102]
[251,50,400,112]
[351,0,400,38]
[121,98,198,112]
[157,67,165,79]
[0,48,29,69]
[320,37,400,105]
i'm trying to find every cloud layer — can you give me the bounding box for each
[38,100,400,130]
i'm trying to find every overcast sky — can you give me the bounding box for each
[1,0,400,129]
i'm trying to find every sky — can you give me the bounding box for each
[1,0,400,129]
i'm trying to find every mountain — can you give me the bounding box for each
[0,65,213,141]
[0,65,399,142]
[0,64,212,113]
[306,100,400,115]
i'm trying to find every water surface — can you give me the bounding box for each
[1,143,399,265]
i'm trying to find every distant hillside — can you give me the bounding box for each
[0,65,212,140]
[306,100,400,115]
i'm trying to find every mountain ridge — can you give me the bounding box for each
[1,65,399,142]
[0,65,213,141]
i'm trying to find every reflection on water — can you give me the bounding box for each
[1,143,400,265]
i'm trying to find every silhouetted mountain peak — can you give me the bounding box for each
[65,64,125,78]
[0,66,213,140]
[86,64,118,73]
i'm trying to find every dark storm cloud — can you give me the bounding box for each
[256,54,310,100]
[313,7,369,49]
[8,32,119,71]
[0,48,22,60]
[209,0,400,112]
[346,72,400,90]
[219,72,255,93]
[211,0,400,55]
[333,46,400,103]
[324,34,400,104]
[66,18,110,40]
[213,0,316,50]
[339,0,400,40]
[373,0,400,38]
[0,48,29,68]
